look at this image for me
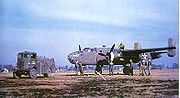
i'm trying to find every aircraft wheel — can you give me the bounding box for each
[29,68,37,79]
[13,71,21,79]
[123,66,130,75]
[95,65,102,74]
[44,68,52,77]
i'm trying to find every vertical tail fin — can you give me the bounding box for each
[167,38,176,57]
[79,45,81,51]
[134,42,142,50]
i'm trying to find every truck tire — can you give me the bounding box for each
[13,72,21,79]
[29,68,37,79]
[44,68,52,77]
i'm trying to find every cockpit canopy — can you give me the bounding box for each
[70,51,80,57]
[83,48,96,52]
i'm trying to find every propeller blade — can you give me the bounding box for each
[98,53,106,56]
[99,44,115,62]
[110,44,115,53]
[79,45,81,51]
[98,53,109,61]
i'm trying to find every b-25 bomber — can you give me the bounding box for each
[68,38,176,76]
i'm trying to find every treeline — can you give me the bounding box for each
[0,63,178,72]
[57,63,179,71]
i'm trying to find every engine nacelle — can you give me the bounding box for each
[167,38,176,57]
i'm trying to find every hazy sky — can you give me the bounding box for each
[0,0,179,67]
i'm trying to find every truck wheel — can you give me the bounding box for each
[13,72,21,79]
[29,68,37,79]
[44,68,52,77]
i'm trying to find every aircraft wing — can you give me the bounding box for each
[114,46,176,64]
[121,46,176,61]
[122,47,176,53]
[121,38,176,57]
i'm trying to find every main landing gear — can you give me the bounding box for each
[75,61,84,75]
[95,65,103,74]
[123,60,133,76]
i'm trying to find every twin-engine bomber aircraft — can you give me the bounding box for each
[68,38,176,76]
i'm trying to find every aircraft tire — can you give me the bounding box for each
[29,68,37,79]
[123,66,130,75]
[95,65,102,74]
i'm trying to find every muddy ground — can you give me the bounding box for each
[0,69,179,98]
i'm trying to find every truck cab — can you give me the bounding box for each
[17,51,37,70]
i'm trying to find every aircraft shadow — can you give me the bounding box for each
[62,73,125,76]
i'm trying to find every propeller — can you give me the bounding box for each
[98,44,115,61]
[79,45,82,51]
[98,44,115,76]
[110,44,115,53]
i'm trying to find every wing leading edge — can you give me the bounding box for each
[122,46,176,54]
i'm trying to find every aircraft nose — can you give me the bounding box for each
[68,54,74,64]
[68,51,80,64]
[68,54,72,63]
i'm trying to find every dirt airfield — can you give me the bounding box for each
[0,69,179,98]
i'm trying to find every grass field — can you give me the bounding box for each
[0,69,179,97]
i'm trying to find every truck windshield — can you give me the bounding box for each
[18,54,30,58]
[18,54,22,58]
[23,54,30,58]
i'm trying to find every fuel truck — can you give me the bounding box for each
[13,51,56,78]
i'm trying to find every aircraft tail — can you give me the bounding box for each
[167,38,176,57]
[134,42,142,50]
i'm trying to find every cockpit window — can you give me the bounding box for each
[83,48,96,52]
[83,48,90,51]
[71,51,80,57]
[91,49,96,52]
